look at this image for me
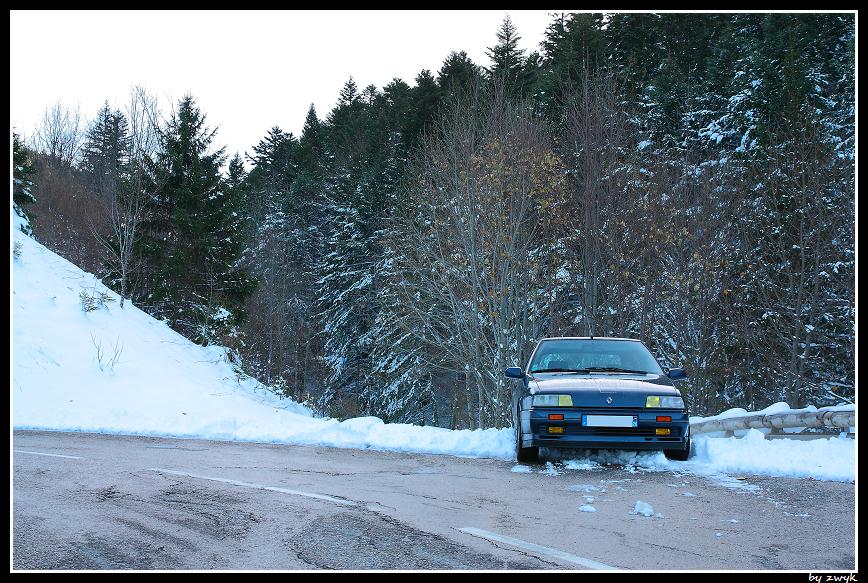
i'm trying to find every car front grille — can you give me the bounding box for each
[568,426,682,437]
[539,425,682,438]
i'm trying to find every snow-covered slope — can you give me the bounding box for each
[11,214,513,458]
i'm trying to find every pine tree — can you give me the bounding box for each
[226,152,247,195]
[143,95,253,346]
[408,69,440,140]
[486,16,526,92]
[338,77,358,105]
[536,13,606,121]
[437,51,482,96]
[13,131,36,234]
[80,102,130,201]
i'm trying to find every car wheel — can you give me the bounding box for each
[664,437,691,461]
[515,408,539,463]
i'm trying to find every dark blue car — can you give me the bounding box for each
[506,337,691,462]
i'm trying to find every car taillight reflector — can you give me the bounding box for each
[655,428,671,436]
[656,416,672,422]
[548,414,564,420]
[548,426,564,434]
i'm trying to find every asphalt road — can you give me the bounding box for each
[12,430,855,571]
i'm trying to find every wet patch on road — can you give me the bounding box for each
[287,511,553,570]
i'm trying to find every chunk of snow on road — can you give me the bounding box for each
[630,501,655,517]
[579,505,597,513]
[561,459,602,471]
[511,464,533,473]
[783,512,811,518]
[682,492,696,497]
[583,496,595,503]
[565,484,602,493]
[540,462,561,476]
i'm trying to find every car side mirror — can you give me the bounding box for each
[667,367,687,380]
[505,367,524,379]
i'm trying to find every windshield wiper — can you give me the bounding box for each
[584,367,651,375]
[529,368,591,374]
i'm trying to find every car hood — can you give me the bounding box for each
[528,374,681,408]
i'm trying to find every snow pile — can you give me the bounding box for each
[579,504,597,513]
[11,223,514,459]
[689,429,854,482]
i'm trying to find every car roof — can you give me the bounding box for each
[540,337,642,342]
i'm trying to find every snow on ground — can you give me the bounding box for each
[10,212,857,481]
[550,428,855,483]
[690,429,854,482]
[11,218,513,460]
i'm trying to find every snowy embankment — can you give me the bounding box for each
[11,213,512,459]
[11,212,855,481]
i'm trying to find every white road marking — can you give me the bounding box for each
[458,527,618,570]
[149,468,357,506]
[14,449,83,459]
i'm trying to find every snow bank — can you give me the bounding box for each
[689,429,855,482]
[11,224,513,460]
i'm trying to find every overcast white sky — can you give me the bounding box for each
[10,10,558,161]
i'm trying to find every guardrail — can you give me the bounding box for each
[690,409,855,438]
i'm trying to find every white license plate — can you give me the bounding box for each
[583,415,637,428]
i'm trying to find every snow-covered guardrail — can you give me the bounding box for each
[690,408,855,436]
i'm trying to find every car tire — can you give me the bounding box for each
[514,408,539,463]
[664,437,691,461]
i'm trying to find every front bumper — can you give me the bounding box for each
[521,407,690,451]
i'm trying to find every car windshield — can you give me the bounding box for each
[528,339,663,375]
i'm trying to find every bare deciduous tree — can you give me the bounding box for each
[388,84,565,428]
[94,86,161,308]
[561,70,645,338]
[32,101,84,167]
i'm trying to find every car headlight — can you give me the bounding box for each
[533,394,573,407]
[646,395,684,409]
